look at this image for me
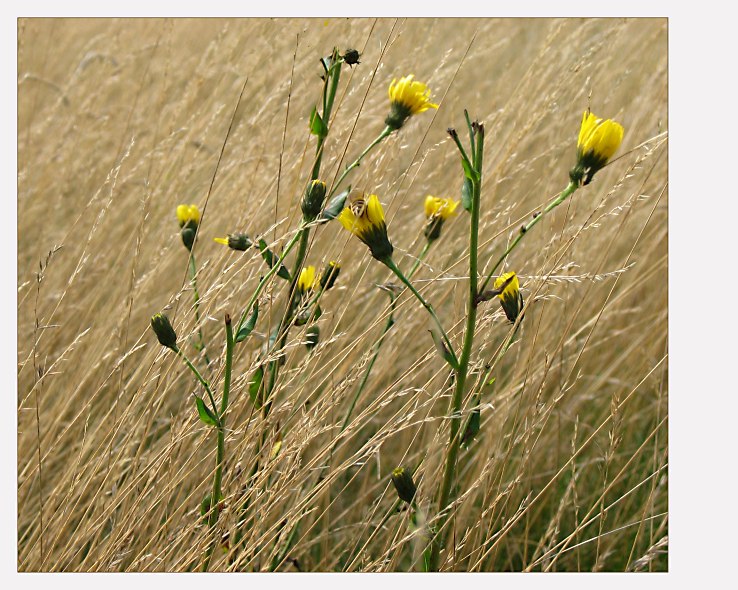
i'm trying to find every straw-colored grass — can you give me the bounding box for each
[17,17,667,572]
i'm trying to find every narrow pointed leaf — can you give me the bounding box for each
[248,365,264,408]
[429,328,459,371]
[236,302,259,343]
[195,396,218,427]
[320,189,350,220]
[309,106,328,138]
[460,156,479,183]
[258,239,291,280]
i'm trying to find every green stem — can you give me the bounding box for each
[188,253,211,366]
[428,123,484,571]
[176,347,219,421]
[328,126,393,199]
[235,227,304,336]
[381,256,457,366]
[202,317,233,572]
[339,241,431,435]
[478,180,578,295]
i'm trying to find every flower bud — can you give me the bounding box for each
[391,466,417,505]
[343,48,361,66]
[150,313,178,351]
[319,261,341,291]
[301,179,327,222]
[214,233,252,251]
[180,227,196,251]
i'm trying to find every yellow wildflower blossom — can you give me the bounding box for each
[176,204,200,228]
[570,110,624,186]
[385,75,438,130]
[424,196,460,242]
[337,191,394,261]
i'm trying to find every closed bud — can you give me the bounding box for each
[176,204,200,251]
[180,226,196,251]
[150,313,178,351]
[214,233,252,251]
[343,48,361,66]
[391,466,417,505]
[305,325,320,351]
[301,179,327,222]
[319,261,341,291]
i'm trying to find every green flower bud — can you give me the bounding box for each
[319,261,341,291]
[301,179,327,222]
[214,233,252,251]
[180,226,196,251]
[391,466,417,505]
[150,313,178,351]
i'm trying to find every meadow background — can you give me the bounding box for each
[17,17,668,572]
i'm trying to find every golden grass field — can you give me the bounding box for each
[17,17,668,572]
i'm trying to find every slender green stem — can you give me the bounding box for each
[407,241,431,279]
[201,317,233,572]
[328,126,393,199]
[187,253,210,366]
[339,241,431,435]
[478,180,578,295]
[176,347,218,421]
[381,256,457,366]
[235,227,304,336]
[428,123,484,571]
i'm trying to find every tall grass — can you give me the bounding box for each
[17,17,667,572]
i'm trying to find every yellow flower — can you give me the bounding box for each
[570,110,624,186]
[297,265,318,293]
[425,196,459,220]
[176,204,201,228]
[494,272,524,324]
[337,192,394,261]
[385,75,438,130]
[423,196,460,242]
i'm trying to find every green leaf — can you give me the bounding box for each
[309,106,328,138]
[461,394,481,449]
[258,239,291,280]
[319,189,350,221]
[429,328,459,371]
[461,177,473,212]
[460,156,479,183]
[248,366,264,408]
[194,396,218,427]
[236,302,259,343]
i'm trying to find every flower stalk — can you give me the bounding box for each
[427,121,484,571]
[201,314,234,571]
